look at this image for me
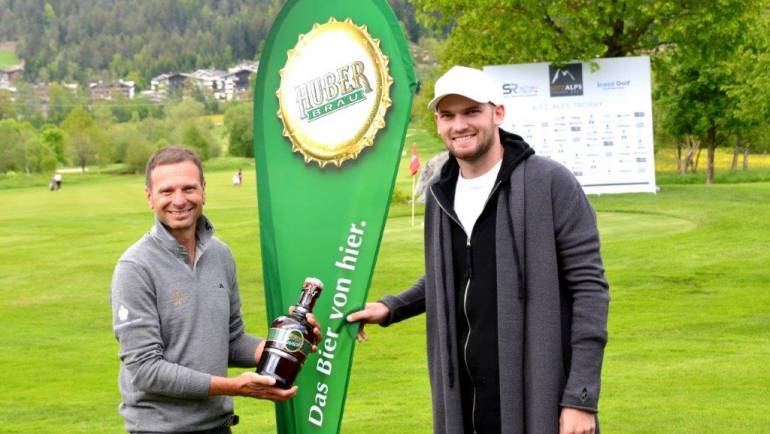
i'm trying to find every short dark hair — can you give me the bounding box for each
[145,147,204,188]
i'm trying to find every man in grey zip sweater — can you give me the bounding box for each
[112,147,315,433]
[347,67,609,434]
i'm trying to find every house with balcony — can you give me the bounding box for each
[222,61,259,100]
[150,72,188,99]
[88,80,135,100]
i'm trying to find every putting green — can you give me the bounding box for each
[597,211,695,242]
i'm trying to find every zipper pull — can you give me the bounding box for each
[465,238,473,280]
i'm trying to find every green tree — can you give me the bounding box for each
[180,120,219,160]
[224,102,253,157]
[109,95,161,123]
[61,107,107,172]
[48,83,82,125]
[166,98,207,122]
[191,86,221,114]
[0,119,24,173]
[723,6,770,171]
[41,125,66,164]
[137,117,173,147]
[123,138,156,174]
[109,122,142,164]
[43,2,56,25]
[0,89,14,120]
[93,103,116,126]
[412,0,698,67]
[12,83,44,126]
[0,119,41,174]
[27,135,58,174]
[165,99,220,159]
[408,0,714,139]
[655,0,766,184]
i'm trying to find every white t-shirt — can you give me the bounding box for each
[453,160,502,236]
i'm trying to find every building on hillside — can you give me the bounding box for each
[223,61,259,101]
[144,62,258,102]
[150,72,188,99]
[231,60,259,74]
[189,68,227,99]
[189,63,258,101]
[88,80,135,100]
[0,63,24,89]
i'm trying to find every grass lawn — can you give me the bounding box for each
[0,49,20,67]
[1,157,769,432]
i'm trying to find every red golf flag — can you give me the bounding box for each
[409,144,421,176]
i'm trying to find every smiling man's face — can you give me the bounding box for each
[146,160,205,240]
[435,94,504,163]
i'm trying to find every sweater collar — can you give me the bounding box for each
[150,215,214,257]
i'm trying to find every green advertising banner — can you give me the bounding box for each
[252,0,417,432]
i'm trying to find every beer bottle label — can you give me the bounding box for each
[267,328,312,355]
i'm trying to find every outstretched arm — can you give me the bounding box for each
[346,276,427,340]
[346,302,391,341]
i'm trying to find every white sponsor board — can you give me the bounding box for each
[485,56,656,194]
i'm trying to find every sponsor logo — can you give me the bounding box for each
[294,61,373,121]
[171,288,188,306]
[549,63,583,97]
[284,330,305,352]
[277,18,393,167]
[597,80,631,90]
[502,82,539,97]
[268,328,306,353]
[118,305,129,321]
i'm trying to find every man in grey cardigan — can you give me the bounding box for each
[112,147,317,433]
[347,66,610,434]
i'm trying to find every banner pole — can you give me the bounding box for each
[411,175,416,227]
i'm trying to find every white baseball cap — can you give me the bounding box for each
[428,66,502,110]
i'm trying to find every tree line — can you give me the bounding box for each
[0,97,253,176]
[0,0,429,107]
[0,0,425,88]
[0,0,425,178]
[3,1,769,185]
[1,0,281,87]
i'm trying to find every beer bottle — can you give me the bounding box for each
[257,277,323,389]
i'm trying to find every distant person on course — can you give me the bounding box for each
[111,146,320,433]
[347,66,610,434]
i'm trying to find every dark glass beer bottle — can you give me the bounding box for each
[257,277,323,389]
